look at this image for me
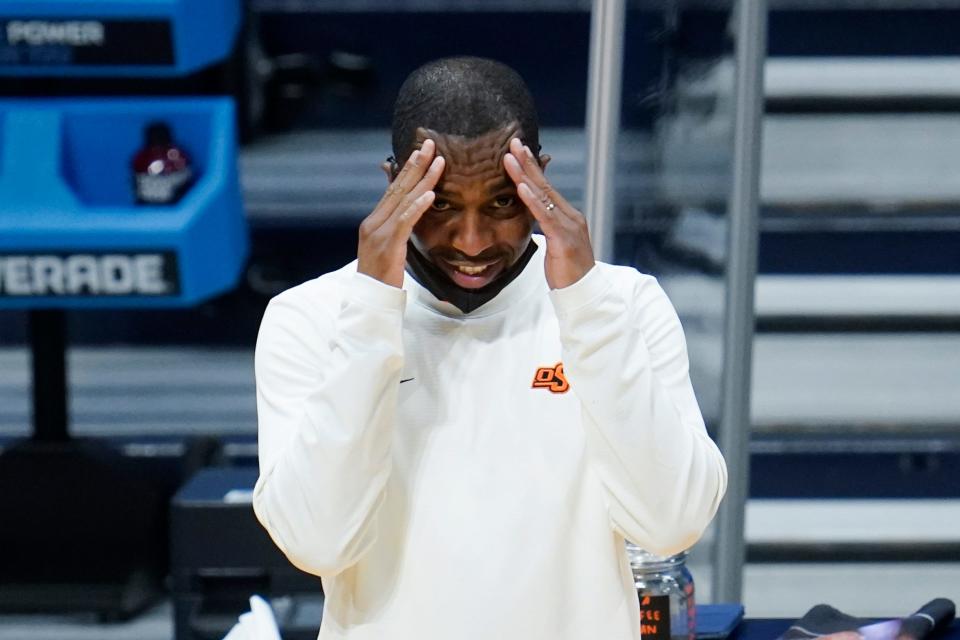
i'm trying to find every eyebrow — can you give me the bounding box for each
[435,172,515,193]
[434,182,517,203]
[488,177,515,192]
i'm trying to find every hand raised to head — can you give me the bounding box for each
[503,137,595,290]
[358,139,445,288]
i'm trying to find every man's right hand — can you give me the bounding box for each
[357,139,444,288]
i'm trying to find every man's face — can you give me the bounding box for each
[395,123,545,290]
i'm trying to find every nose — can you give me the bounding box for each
[449,211,494,258]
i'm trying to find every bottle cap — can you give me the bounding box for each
[145,121,173,147]
[626,542,689,568]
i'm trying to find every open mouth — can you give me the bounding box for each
[441,258,503,289]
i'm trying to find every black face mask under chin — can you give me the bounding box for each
[405,240,538,314]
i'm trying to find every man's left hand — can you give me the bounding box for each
[504,137,595,290]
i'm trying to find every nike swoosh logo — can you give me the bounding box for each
[400,378,415,384]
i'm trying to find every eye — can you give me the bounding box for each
[430,199,452,212]
[492,195,516,208]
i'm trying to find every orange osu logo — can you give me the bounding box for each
[531,362,569,393]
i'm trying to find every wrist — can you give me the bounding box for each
[548,265,609,317]
[349,271,408,310]
[357,262,404,289]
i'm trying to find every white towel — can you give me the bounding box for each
[222,595,282,640]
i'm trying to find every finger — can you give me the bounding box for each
[522,144,573,213]
[392,190,436,238]
[418,154,446,193]
[392,139,435,196]
[383,139,436,206]
[505,141,557,212]
[509,138,573,213]
[508,137,544,183]
[516,182,561,234]
[367,147,421,229]
[394,155,445,219]
[502,150,530,189]
[505,152,563,224]
[367,140,436,231]
[503,150,546,200]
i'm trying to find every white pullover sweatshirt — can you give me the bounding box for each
[253,235,727,640]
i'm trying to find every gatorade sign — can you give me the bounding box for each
[0,251,180,297]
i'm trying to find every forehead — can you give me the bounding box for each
[414,122,520,192]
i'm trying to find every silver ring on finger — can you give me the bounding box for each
[540,192,556,211]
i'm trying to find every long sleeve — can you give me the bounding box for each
[549,266,727,556]
[252,272,405,577]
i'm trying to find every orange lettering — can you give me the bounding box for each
[531,362,569,393]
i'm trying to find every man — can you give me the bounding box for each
[253,56,727,640]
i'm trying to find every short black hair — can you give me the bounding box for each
[391,56,540,165]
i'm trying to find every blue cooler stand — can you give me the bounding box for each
[0,0,248,619]
[0,97,248,617]
[0,99,248,617]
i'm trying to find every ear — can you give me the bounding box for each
[539,153,551,173]
[381,160,396,184]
